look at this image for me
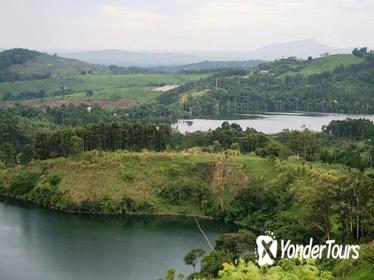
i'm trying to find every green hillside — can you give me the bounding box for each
[8,53,110,77]
[0,151,344,217]
[300,54,364,75]
[0,73,207,108]
[290,54,364,76]
[158,52,374,116]
[0,48,110,81]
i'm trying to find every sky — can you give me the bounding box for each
[0,0,373,51]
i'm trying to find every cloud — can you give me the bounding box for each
[0,0,373,50]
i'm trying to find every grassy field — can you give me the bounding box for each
[300,54,364,75]
[281,54,364,77]
[0,151,277,216]
[0,151,346,217]
[0,73,208,107]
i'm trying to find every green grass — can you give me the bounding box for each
[301,54,364,74]
[44,87,161,104]
[0,151,277,216]
[281,54,364,77]
[0,73,207,96]
[0,73,208,107]
[0,151,347,218]
[8,53,110,77]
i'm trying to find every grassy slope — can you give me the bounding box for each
[0,151,345,217]
[282,54,364,77]
[8,53,110,77]
[0,73,207,106]
[0,152,277,216]
[300,54,364,74]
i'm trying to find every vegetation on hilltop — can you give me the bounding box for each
[1,48,373,116]
[157,50,374,116]
[0,48,109,82]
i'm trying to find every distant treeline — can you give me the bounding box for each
[323,118,374,140]
[35,122,171,159]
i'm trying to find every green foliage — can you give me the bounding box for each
[69,135,84,155]
[332,241,374,279]
[322,118,374,141]
[183,248,206,271]
[35,121,171,159]
[158,268,176,280]
[200,251,231,278]
[160,53,374,116]
[9,171,38,196]
[227,183,277,224]
[217,259,334,280]
[26,183,64,209]
[157,180,212,210]
[215,230,257,260]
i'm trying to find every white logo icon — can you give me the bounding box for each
[256,235,278,266]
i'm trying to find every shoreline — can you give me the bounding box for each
[0,195,223,222]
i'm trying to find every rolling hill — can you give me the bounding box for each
[244,38,351,60]
[157,52,374,115]
[0,48,110,82]
[60,39,352,66]
[8,52,110,77]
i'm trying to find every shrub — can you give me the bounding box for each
[118,194,136,213]
[121,170,135,182]
[9,171,38,196]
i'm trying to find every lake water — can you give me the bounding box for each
[175,112,374,134]
[0,200,235,280]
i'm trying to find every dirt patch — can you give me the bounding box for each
[152,85,178,92]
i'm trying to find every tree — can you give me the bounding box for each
[86,89,94,96]
[69,136,84,155]
[183,248,206,271]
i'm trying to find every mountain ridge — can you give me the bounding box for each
[59,39,353,66]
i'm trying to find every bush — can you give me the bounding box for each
[25,175,69,210]
[158,181,212,207]
[9,171,38,196]
[119,194,136,213]
[121,170,135,182]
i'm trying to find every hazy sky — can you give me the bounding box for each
[1,0,373,51]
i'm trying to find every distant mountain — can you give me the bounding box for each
[245,39,351,60]
[59,39,352,67]
[60,50,202,67]
[0,48,110,81]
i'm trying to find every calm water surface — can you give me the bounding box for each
[0,200,235,280]
[175,112,374,134]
